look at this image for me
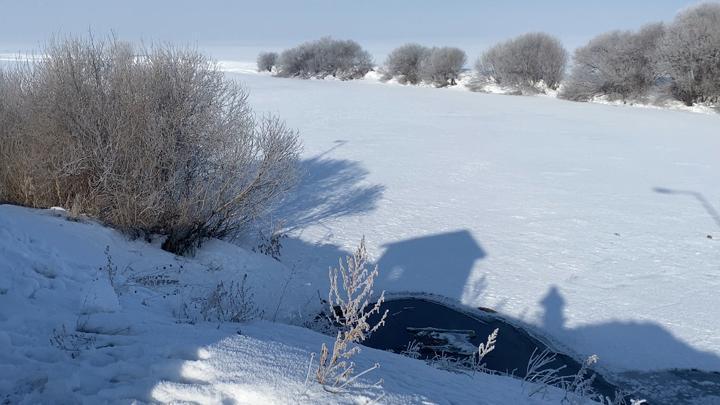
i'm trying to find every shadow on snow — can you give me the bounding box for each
[276,156,385,231]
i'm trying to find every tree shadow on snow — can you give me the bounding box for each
[269,154,384,299]
[276,156,385,231]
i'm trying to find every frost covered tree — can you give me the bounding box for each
[256,51,278,72]
[419,47,466,87]
[275,37,373,80]
[477,32,567,92]
[382,43,429,84]
[656,3,720,105]
[561,23,665,101]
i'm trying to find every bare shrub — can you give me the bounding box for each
[0,36,301,255]
[656,3,720,105]
[524,348,567,397]
[382,43,429,84]
[478,32,568,92]
[316,237,388,391]
[561,23,665,101]
[419,47,466,87]
[257,51,278,72]
[400,340,422,359]
[275,37,373,80]
[561,354,599,403]
[524,350,615,403]
[102,246,119,292]
[49,324,96,359]
[0,69,27,204]
[200,274,263,323]
[252,222,287,261]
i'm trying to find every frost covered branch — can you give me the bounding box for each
[316,237,388,391]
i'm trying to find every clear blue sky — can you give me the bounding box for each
[0,0,709,58]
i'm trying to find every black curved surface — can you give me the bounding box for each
[362,298,621,399]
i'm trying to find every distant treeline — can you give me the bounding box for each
[258,2,720,106]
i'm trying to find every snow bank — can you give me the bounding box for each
[0,205,577,403]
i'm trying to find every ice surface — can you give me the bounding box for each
[233,69,720,372]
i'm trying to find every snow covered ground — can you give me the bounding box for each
[0,205,579,404]
[229,68,720,375]
[2,53,720,403]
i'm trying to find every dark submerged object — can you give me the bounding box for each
[362,298,622,399]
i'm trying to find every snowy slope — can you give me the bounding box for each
[0,205,581,404]
[230,70,720,374]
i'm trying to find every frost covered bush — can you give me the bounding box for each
[477,33,567,91]
[275,37,373,80]
[316,237,388,390]
[419,47,466,87]
[0,37,301,255]
[561,23,665,101]
[656,3,720,105]
[257,51,278,72]
[383,44,466,87]
[382,43,429,84]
